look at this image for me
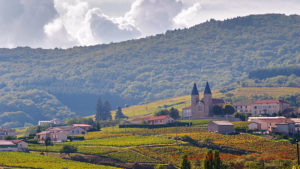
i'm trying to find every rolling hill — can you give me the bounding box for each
[1,14,300,127]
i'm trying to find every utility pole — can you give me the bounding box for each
[297,139,300,166]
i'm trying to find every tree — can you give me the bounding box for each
[181,154,191,169]
[96,96,112,121]
[45,137,51,156]
[103,100,112,120]
[115,106,128,119]
[60,145,77,157]
[155,107,180,119]
[95,96,103,121]
[223,104,235,115]
[212,105,223,115]
[155,109,169,116]
[169,107,180,119]
[203,149,222,169]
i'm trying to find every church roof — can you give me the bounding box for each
[191,83,199,95]
[204,82,212,94]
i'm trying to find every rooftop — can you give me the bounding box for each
[211,121,233,126]
[252,100,289,104]
[147,115,172,121]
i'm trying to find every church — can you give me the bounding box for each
[182,82,225,120]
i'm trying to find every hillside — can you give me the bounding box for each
[1,14,300,126]
[117,87,300,119]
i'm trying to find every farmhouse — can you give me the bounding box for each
[208,121,234,134]
[130,115,175,125]
[72,124,92,131]
[37,126,88,143]
[0,140,28,152]
[182,82,225,120]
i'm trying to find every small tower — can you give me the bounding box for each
[203,82,213,116]
[191,83,199,117]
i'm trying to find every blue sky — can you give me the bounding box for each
[0,0,299,48]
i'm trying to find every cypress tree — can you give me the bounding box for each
[95,96,103,121]
[203,149,222,169]
[115,106,128,119]
[103,100,112,120]
[180,154,191,169]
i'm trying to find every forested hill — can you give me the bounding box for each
[1,14,300,127]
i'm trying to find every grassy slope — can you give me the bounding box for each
[113,87,300,119]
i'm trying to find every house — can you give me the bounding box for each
[182,82,225,120]
[37,126,88,143]
[269,122,295,136]
[0,128,16,140]
[248,122,261,130]
[208,121,234,134]
[72,124,92,131]
[234,101,252,114]
[251,100,290,115]
[36,130,68,143]
[146,115,175,125]
[248,116,292,130]
[38,118,62,126]
[130,117,151,124]
[130,115,175,125]
[234,100,290,116]
[0,140,28,152]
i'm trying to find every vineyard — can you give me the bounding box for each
[25,119,299,168]
[0,152,119,169]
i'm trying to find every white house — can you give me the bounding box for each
[0,140,28,152]
[37,126,88,143]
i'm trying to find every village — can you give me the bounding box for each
[0,82,299,153]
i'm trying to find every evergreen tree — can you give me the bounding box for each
[203,149,222,169]
[95,96,103,121]
[115,106,128,119]
[181,154,191,169]
[103,100,112,120]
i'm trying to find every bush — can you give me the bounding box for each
[60,145,77,156]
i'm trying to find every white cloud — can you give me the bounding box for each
[124,0,184,36]
[0,0,57,48]
[0,0,300,48]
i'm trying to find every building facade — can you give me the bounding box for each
[182,82,225,120]
[234,100,290,115]
[208,121,234,134]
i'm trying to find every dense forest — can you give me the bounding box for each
[249,65,300,79]
[0,14,300,127]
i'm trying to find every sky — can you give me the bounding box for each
[0,0,299,49]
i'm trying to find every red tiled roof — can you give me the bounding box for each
[147,115,172,121]
[252,100,289,104]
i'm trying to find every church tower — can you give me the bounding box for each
[191,83,199,117]
[203,82,213,116]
